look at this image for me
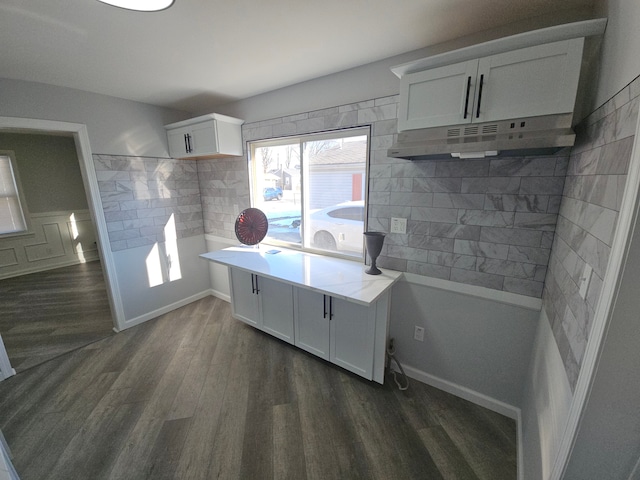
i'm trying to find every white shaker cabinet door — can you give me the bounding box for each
[398,59,479,131]
[259,277,294,344]
[294,288,330,360]
[167,125,191,158]
[229,268,260,328]
[189,121,218,156]
[330,296,375,380]
[474,38,583,123]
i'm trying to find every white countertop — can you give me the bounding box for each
[201,246,403,306]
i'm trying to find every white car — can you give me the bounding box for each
[308,201,364,254]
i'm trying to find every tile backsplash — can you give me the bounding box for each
[372,154,567,297]
[542,75,640,391]
[94,155,204,252]
[201,96,570,298]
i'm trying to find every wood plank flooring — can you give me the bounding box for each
[0,296,517,479]
[0,261,114,371]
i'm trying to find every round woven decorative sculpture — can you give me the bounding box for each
[235,208,268,245]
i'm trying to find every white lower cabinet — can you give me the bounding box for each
[229,266,385,382]
[294,288,331,359]
[294,288,374,379]
[229,268,294,344]
[260,276,294,344]
[329,295,375,379]
[229,268,260,327]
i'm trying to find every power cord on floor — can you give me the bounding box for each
[386,339,409,391]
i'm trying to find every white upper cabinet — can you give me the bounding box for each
[400,60,480,131]
[165,113,244,159]
[397,38,585,131]
[474,39,584,124]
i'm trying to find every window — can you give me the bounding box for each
[0,152,28,235]
[249,127,369,259]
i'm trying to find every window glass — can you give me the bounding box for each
[249,128,369,259]
[0,153,28,235]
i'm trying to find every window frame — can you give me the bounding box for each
[0,150,31,238]
[248,126,371,260]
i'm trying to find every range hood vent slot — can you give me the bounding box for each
[388,113,576,160]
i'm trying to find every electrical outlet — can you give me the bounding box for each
[391,217,407,234]
[414,326,424,342]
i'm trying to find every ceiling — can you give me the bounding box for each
[0,0,596,114]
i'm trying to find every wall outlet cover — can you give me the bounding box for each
[414,326,424,342]
[391,217,407,234]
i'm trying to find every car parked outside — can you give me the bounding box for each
[263,187,283,201]
[308,200,364,255]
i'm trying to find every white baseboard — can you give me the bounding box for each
[402,363,520,419]
[400,363,524,480]
[209,288,230,303]
[119,289,214,330]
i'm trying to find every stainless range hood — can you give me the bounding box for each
[387,113,576,160]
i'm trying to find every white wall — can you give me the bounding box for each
[519,0,640,477]
[214,9,595,124]
[0,78,189,157]
[114,234,211,328]
[390,274,539,411]
[520,311,573,480]
[563,128,640,473]
[205,235,234,302]
[593,0,640,108]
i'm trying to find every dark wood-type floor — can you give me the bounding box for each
[0,261,114,372]
[0,296,517,480]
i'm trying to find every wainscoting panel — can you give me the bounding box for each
[0,249,18,268]
[0,210,99,280]
[24,223,65,262]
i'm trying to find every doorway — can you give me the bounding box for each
[0,117,123,374]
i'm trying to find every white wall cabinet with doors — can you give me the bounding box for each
[202,247,402,383]
[165,113,244,159]
[229,268,295,344]
[295,288,384,380]
[397,38,584,131]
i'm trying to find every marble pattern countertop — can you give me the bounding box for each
[201,246,403,306]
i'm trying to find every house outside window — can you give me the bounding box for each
[249,127,369,259]
[0,152,28,236]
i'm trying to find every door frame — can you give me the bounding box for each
[0,116,125,331]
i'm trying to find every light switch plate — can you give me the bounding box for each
[391,217,407,234]
[579,263,593,299]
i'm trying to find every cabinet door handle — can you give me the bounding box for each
[254,275,259,294]
[251,274,256,294]
[329,296,334,320]
[463,76,472,119]
[187,134,193,152]
[475,74,484,119]
[184,134,189,153]
[323,294,327,319]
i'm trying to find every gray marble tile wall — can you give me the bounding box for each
[201,95,570,298]
[197,157,250,239]
[94,155,204,252]
[371,154,567,297]
[542,75,640,391]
